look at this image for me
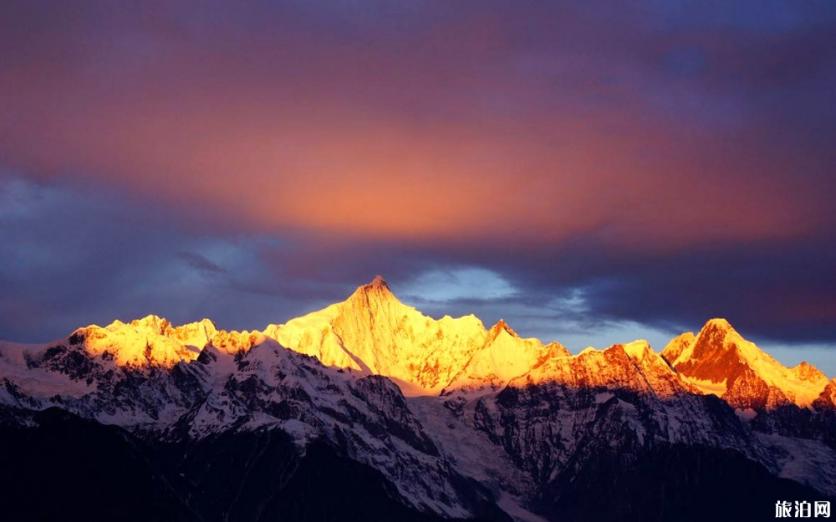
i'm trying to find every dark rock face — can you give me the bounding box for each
[1,327,834,522]
[0,408,192,522]
[750,404,836,449]
[30,343,98,381]
[472,382,754,486]
[0,408,507,522]
[155,432,465,522]
[1,406,829,522]
[350,375,439,455]
[541,445,824,522]
[450,380,836,521]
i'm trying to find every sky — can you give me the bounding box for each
[1,1,835,374]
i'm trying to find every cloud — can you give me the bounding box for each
[1,1,833,246]
[400,267,517,303]
[0,1,834,364]
[176,251,228,275]
[0,173,300,340]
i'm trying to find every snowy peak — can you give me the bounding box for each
[443,320,566,394]
[660,331,695,366]
[75,316,219,367]
[507,341,685,398]
[347,275,398,307]
[620,339,653,361]
[3,296,836,519]
[68,316,264,368]
[662,318,830,409]
[814,378,836,409]
[369,274,391,290]
[339,276,421,328]
[487,319,517,340]
[266,277,489,395]
[793,360,827,382]
[703,317,736,334]
[5,280,830,411]
[661,318,757,376]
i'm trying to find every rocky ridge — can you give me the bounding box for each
[1,277,834,521]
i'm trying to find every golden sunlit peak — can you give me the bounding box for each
[663,316,833,409]
[45,290,833,408]
[129,314,171,330]
[354,274,393,293]
[488,319,518,339]
[701,317,736,334]
[348,275,400,307]
[620,340,653,361]
[693,318,744,350]
[794,360,827,381]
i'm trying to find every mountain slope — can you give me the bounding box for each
[0,336,502,518]
[14,278,828,409]
[0,278,834,521]
[443,320,569,395]
[662,318,831,410]
[265,277,559,395]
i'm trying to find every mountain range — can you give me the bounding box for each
[1,276,834,522]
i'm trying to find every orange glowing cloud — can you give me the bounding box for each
[0,1,829,250]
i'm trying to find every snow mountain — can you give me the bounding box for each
[0,277,834,522]
[662,318,834,410]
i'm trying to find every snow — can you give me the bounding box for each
[756,432,836,497]
[1,281,834,520]
[444,324,563,393]
[732,334,828,406]
[496,492,550,522]
[0,342,96,399]
[264,280,489,394]
[621,339,652,361]
[680,375,728,397]
[664,318,830,407]
[408,395,543,520]
[79,315,218,367]
[9,284,827,413]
